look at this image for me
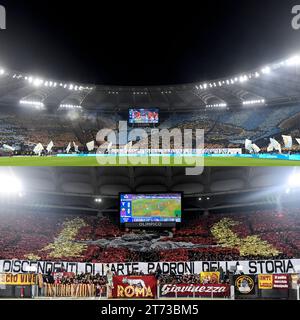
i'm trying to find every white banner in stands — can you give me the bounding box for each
[0,259,299,276]
[105,148,242,155]
[282,135,293,149]
[86,140,95,151]
[46,141,54,152]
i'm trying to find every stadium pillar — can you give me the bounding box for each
[230,285,235,300]
[20,287,24,298]
[297,285,300,300]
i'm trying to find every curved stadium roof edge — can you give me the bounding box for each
[1,54,300,110]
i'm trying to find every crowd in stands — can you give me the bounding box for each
[0,208,299,263]
[157,271,231,285]
[44,270,107,286]
[1,104,300,153]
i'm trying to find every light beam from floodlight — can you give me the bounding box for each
[288,173,300,188]
[0,173,22,195]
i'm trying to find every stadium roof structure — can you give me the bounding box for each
[1,55,300,111]
[1,167,298,215]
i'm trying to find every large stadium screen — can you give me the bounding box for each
[128,108,159,124]
[120,193,182,226]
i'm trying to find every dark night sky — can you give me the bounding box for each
[1,0,300,85]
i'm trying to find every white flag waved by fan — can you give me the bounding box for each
[270,138,281,153]
[73,141,79,153]
[251,144,260,153]
[46,141,54,152]
[296,138,300,145]
[124,141,133,151]
[245,139,253,152]
[65,142,71,154]
[86,140,95,151]
[267,144,274,152]
[107,141,113,150]
[33,143,44,155]
[2,144,15,151]
[282,135,292,149]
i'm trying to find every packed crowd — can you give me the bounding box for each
[0,208,299,263]
[157,272,230,285]
[1,103,300,153]
[43,270,107,286]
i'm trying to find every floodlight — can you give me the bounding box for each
[286,55,300,66]
[288,173,300,188]
[243,99,265,106]
[0,173,22,195]
[60,104,82,110]
[261,66,271,74]
[20,100,45,109]
[33,78,43,87]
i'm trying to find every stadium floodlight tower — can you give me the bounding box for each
[0,172,23,197]
[286,171,300,194]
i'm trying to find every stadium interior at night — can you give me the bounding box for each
[1,55,300,166]
[0,54,300,300]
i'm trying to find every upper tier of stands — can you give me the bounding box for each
[0,104,300,149]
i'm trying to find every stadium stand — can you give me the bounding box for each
[1,103,300,151]
[0,209,299,262]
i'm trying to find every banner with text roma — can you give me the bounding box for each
[112,275,157,299]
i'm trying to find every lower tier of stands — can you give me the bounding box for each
[0,208,299,262]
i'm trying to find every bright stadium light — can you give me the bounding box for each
[20,99,45,110]
[59,104,82,110]
[261,66,271,74]
[206,103,227,108]
[285,55,300,66]
[33,78,44,87]
[243,99,265,106]
[0,173,23,196]
[287,173,300,188]
[94,198,102,203]
[0,68,5,75]
[239,75,248,83]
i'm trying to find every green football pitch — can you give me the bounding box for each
[0,155,299,166]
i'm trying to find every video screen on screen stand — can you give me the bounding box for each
[120,193,182,228]
[128,108,159,124]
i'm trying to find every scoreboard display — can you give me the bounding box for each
[128,108,159,124]
[120,193,182,228]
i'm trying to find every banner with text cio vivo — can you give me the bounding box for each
[0,273,37,285]
[112,275,157,299]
